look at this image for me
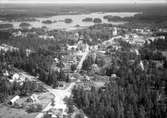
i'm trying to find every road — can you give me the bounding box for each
[35,44,90,118]
[75,44,89,73]
[35,82,76,118]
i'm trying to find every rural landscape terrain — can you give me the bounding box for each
[0,2,167,118]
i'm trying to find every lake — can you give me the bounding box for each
[1,12,139,31]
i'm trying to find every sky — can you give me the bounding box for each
[1,0,167,4]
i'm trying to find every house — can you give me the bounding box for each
[38,35,54,40]
[82,75,90,81]
[113,27,118,36]
[11,73,20,81]
[45,108,63,118]
[152,60,164,69]
[57,81,66,88]
[139,61,144,71]
[26,49,32,57]
[74,32,79,41]
[76,82,93,91]
[69,76,77,81]
[12,31,22,37]
[27,94,39,103]
[90,64,100,74]
[9,73,26,85]
[90,45,98,51]
[79,34,84,40]
[9,95,20,105]
[54,58,59,63]
[3,70,9,77]
[0,44,18,52]
[111,74,117,78]
[67,44,78,51]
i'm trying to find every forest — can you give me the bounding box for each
[71,38,167,118]
[0,29,70,102]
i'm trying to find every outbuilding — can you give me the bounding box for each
[8,95,20,105]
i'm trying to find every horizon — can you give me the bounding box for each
[0,0,167,4]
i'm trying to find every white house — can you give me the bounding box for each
[27,94,39,103]
[9,95,20,105]
[113,27,118,36]
[0,44,18,52]
[139,61,144,71]
[11,73,20,81]
[67,44,78,51]
[54,58,59,63]
[3,70,9,77]
[10,73,26,85]
[26,49,32,57]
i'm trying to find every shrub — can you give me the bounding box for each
[26,104,42,113]
[75,113,84,118]
[43,113,52,118]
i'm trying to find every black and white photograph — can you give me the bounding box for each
[0,0,167,118]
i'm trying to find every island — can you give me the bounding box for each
[64,18,73,23]
[82,17,93,22]
[103,15,112,19]
[93,18,102,23]
[107,16,123,22]
[19,22,31,29]
[42,20,52,24]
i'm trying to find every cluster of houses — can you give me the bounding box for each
[0,43,33,57]
[3,69,36,85]
[0,43,18,52]
[2,69,41,107]
[101,27,166,51]
[67,40,88,52]
[73,73,111,91]
[9,94,40,106]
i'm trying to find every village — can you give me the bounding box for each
[0,20,167,118]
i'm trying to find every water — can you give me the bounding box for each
[1,12,139,31]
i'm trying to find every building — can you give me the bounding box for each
[39,35,54,40]
[0,44,18,52]
[12,31,22,37]
[26,49,33,57]
[27,94,39,103]
[67,44,78,51]
[9,95,20,105]
[113,27,118,36]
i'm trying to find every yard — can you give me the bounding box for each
[0,92,54,118]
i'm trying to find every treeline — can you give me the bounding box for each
[0,29,67,53]
[144,37,167,51]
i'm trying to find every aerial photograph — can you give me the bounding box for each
[0,0,167,118]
